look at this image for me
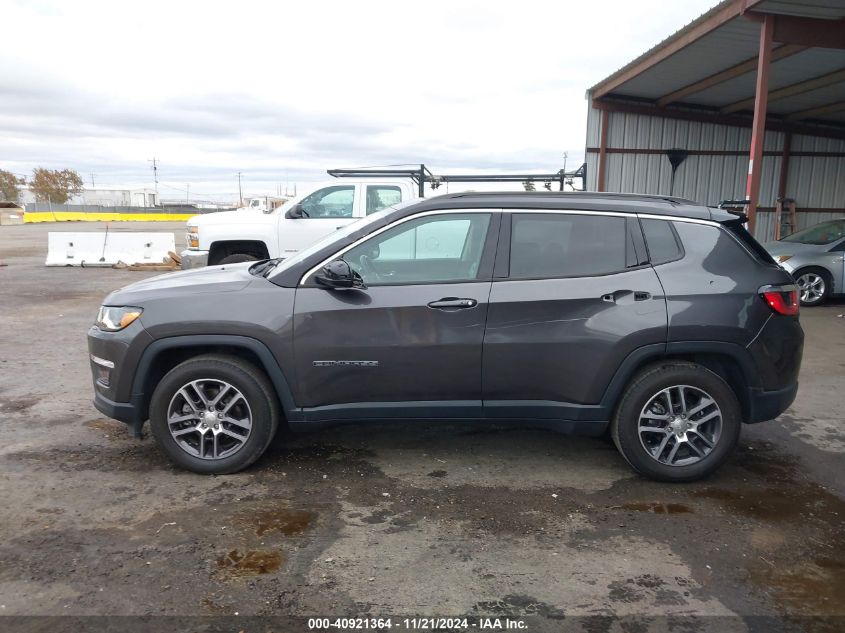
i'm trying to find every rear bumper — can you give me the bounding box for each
[746,382,798,423]
[180,249,208,269]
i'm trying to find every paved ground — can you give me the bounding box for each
[0,222,843,631]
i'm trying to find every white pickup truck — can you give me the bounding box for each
[181,179,413,268]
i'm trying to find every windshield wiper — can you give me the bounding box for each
[249,258,284,277]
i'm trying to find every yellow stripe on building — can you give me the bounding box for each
[24,212,195,223]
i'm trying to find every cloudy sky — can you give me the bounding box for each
[1,0,716,202]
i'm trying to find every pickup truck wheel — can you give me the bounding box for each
[219,253,258,265]
[149,354,279,474]
[611,362,741,482]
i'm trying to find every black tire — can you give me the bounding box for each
[149,354,279,474]
[793,267,831,306]
[611,361,741,482]
[219,253,259,265]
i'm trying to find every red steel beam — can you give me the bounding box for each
[745,14,775,233]
[597,109,609,192]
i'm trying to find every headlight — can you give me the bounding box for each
[775,255,793,264]
[96,306,143,331]
[187,225,199,249]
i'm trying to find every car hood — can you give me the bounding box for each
[103,262,255,305]
[763,240,825,257]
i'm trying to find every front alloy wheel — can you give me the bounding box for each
[149,354,279,474]
[167,379,252,460]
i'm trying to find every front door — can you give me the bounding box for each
[293,210,500,420]
[483,211,667,419]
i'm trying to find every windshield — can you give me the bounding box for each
[781,220,845,245]
[268,202,414,278]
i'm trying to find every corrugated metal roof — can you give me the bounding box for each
[589,0,845,128]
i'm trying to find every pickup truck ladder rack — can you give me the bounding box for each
[327,163,587,197]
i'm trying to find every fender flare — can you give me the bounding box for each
[598,340,761,411]
[131,335,300,426]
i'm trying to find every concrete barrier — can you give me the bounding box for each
[45,231,176,267]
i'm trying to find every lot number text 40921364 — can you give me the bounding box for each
[307,617,528,630]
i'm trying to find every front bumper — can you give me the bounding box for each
[180,249,208,270]
[88,322,153,437]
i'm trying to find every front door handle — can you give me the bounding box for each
[601,290,652,303]
[427,297,477,310]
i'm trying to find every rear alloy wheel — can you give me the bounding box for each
[150,355,278,474]
[637,385,722,467]
[611,362,741,482]
[794,269,830,306]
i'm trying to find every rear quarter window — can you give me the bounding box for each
[640,218,683,265]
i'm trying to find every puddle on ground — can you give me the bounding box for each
[238,508,318,537]
[215,549,282,578]
[427,470,447,478]
[621,502,693,514]
[751,556,845,618]
[692,443,845,618]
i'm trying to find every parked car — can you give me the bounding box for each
[89,192,803,482]
[181,180,413,268]
[764,219,845,306]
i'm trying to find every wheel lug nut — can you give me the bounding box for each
[213,424,219,430]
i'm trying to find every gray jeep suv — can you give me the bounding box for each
[88,192,803,482]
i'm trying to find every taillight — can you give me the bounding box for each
[760,285,799,316]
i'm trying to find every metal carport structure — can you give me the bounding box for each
[585,0,845,240]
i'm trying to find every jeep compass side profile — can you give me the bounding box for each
[88,193,803,482]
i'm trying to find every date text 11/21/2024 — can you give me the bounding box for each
[307,617,528,630]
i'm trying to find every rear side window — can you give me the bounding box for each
[510,213,627,278]
[640,219,683,265]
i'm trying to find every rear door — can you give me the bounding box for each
[482,210,667,419]
[293,210,500,420]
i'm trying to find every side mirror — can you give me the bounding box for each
[315,259,365,290]
[285,204,309,219]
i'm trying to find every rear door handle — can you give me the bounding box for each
[427,297,477,310]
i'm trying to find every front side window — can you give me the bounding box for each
[509,213,628,279]
[343,213,491,285]
[299,185,355,218]
[366,186,402,215]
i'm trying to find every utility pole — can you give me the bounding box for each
[237,172,243,206]
[148,158,159,198]
[90,173,96,188]
[186,184,190,204]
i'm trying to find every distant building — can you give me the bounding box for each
[18,186,159,207]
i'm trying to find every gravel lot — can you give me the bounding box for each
[1,222,843,631]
